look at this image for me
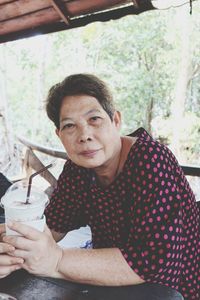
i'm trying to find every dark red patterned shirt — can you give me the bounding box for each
[46,128,200,300]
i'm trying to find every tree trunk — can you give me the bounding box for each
[170,6,191,161]
[0,44,15,171]
[146,96,153,134]
[34,36,48,137]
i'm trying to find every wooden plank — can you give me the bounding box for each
[0,0,16,5]
[17,136,200,178]
[0,7,61,35]
[0,0,130,21]
[24,148,57,188]
[18,136,68,160]
[0,0,133,34]
[181,165,200,177]
[0,4,155,44]
[66,0,131,16]
[0,0,50,20]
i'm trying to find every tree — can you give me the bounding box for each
[0,2,200,177]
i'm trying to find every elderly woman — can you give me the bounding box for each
[2,74,199,300]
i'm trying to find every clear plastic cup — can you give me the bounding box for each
[0,293,17,300]
[0,181,49,236]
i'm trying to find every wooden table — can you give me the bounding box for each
[0,270,183,300]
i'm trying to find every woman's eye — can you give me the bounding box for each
[90,116,101,122]
[62,123,74,130]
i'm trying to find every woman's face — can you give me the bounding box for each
[56,94,121,169]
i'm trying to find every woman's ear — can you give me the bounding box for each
[113,111,121,129]
[55,128,60,138]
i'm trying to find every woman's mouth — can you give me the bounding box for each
[79,149,99,158]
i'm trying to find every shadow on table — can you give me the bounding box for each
[0,269,184,300]
[86,283,184,300]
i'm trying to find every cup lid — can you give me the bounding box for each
[1,182,49,209]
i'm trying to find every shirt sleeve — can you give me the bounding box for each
[120,139,199,290]
[45,160,87,233]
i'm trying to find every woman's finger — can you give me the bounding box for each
[6,221,43,241]
[0,242,15,253]
[3,235,34,251]
[0,254,24,266]
[0,223,6,234]
[8,249,28,259]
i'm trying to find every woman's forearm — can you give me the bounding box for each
[2,223,143,285]
[56,247,144,286]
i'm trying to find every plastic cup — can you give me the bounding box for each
[0,182,49,236]
[0,293,17,300]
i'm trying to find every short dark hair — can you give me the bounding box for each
[46,73,115,129]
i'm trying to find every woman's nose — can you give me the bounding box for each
[78,125,92,143]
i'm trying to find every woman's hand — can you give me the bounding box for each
[2,221,63,278]
[0,224,24,278]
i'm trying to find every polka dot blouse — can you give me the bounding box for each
[46,128,200,300]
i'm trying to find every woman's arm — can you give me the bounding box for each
[56,247,144,285]
[3,222,144,286]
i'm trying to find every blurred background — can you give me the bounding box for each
[0,2,199,199]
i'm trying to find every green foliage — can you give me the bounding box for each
[0,3,200,168]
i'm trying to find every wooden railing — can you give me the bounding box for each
[181,165,200,177]
[17,136,200,183]
[17,136,61,189]
[18,136,67,160]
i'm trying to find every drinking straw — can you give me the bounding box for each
[25,163,54,204]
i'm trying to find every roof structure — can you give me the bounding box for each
[0,0,157,44]
[0,0,195,43]
[0,0,193,44]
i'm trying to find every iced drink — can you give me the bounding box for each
[0,293,17,300]
[1,182,49,236]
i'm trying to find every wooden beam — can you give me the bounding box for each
[0,0,130,22]
[181,165,200,177]
[18,136,67,160]
[65,0,130,16]
[0,0,15,4]
[18,136,200,178]
[49,0,70,25]
[0,3,155,44]
[0,0,133,35]
[23,148,57,188]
